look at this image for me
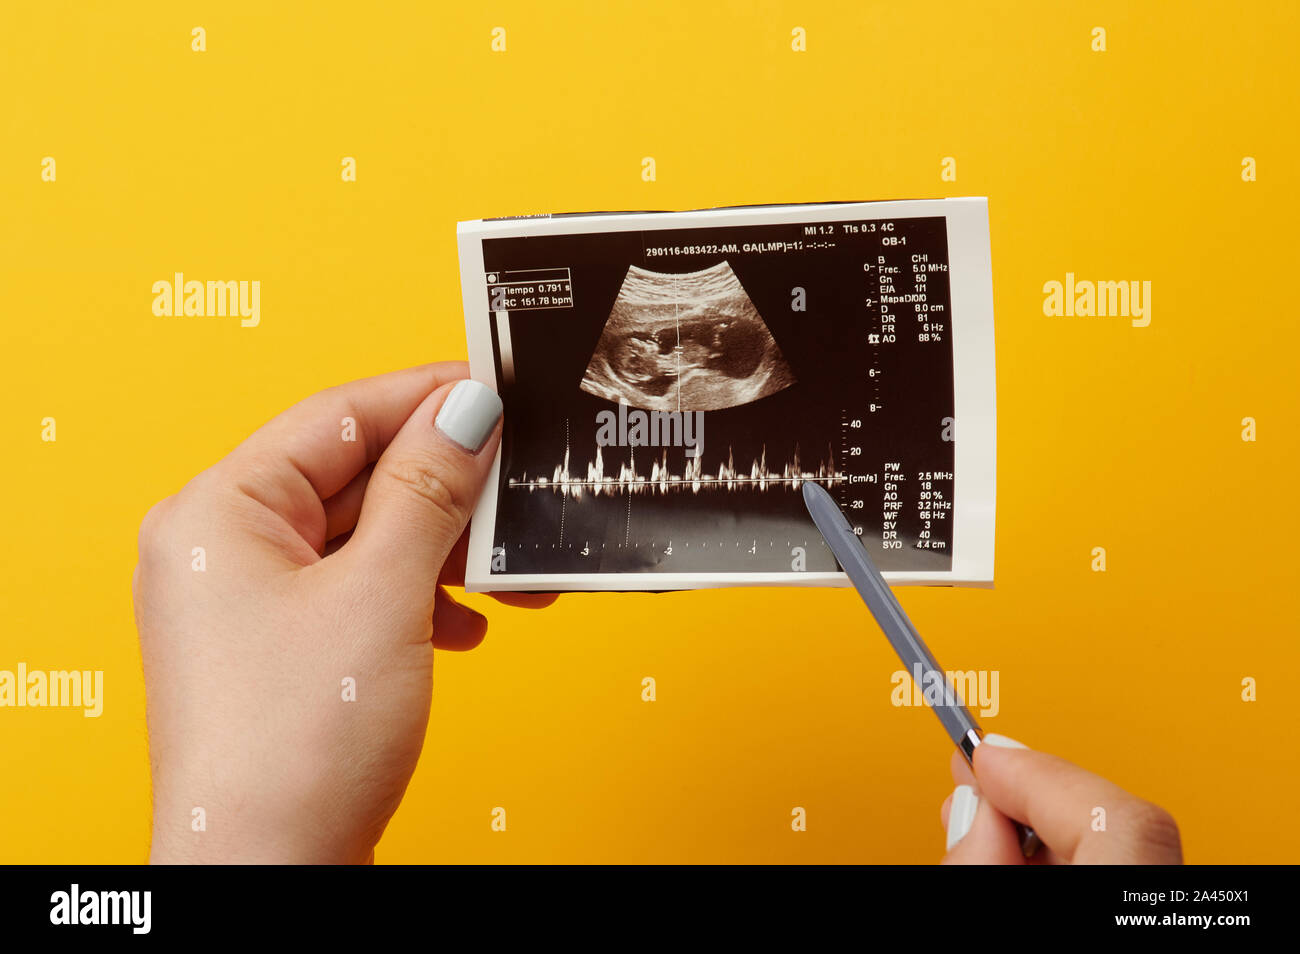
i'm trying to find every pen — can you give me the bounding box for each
[802,479,1040,858]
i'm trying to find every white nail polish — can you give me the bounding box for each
[946,785,978,850]
[982,733,1028,749]
[435,380,503,454]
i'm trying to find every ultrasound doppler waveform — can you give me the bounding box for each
[507,444,844,498]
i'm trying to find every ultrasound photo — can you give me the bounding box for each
[458,200,997,591]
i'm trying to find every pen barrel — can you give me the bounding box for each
[801,483,1030,851]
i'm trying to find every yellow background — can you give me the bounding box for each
[2,1,1297,863]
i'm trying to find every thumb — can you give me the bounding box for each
[345,378,502,608]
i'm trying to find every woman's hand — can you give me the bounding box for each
[941,735,1183,864]
[133,363,549,864]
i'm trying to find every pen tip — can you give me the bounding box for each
[802,480,821,507]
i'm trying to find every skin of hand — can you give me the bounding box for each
[133,363,552,864]
[939,735,1183,864]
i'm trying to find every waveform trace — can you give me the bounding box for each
[508,444,844,498]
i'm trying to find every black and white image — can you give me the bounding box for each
[458,200,997,592]
[580,261,796,411]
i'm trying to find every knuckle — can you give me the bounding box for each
[1121,800,1182,852]
[386,453,469,527]
[136,497,175,556]
[318,385,351,422]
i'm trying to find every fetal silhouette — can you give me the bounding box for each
[580,262,795,411]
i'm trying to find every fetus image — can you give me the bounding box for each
[580,262,796,411]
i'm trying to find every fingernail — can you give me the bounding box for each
[946,785,979,850]
[982,733,1028,749]
[435,380,503,454]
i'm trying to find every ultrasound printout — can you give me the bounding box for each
[458,199,996,592]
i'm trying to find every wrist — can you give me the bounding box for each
[148,794,370,864]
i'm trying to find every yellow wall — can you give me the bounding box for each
[1,1,1295,863]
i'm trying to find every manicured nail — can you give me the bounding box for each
[982,733,1028,749]
[435,380,503,454]
[946,785,978,850]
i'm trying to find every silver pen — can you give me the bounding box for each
[802,480,1040,858]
